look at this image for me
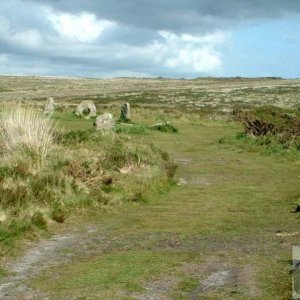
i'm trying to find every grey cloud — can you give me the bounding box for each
[27,0,300,33]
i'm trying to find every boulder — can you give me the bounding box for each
[94,113,115,134]
[75,100,97,119]
[120,102,130,121]
[44,97,55,115]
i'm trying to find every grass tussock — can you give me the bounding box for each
[0,107,55,166]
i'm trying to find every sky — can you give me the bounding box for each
[0,0,300,78]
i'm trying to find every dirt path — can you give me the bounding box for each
[1,120,299,299]
[0,225,112,299]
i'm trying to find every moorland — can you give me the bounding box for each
[0,76,299,299]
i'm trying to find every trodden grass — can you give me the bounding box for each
[27,118,300,299]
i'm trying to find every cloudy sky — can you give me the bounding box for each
[0,0,300,78]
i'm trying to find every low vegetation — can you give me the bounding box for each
[220,106,300,159]
[0,107,174,252]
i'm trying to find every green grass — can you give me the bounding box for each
[115,123,150,135]
[220,132,300,160]
[33,250,196,298]
[27,117,300,299]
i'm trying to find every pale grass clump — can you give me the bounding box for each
[0,106,55,165]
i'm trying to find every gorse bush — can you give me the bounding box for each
[0,107,54,165]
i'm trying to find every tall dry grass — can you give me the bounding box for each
[0,106,55,165]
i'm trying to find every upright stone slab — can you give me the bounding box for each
[94,113,115,134]
[120,102,130,121]
[75,100,97,119]
[44,97,55,116]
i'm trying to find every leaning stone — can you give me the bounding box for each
[94,113,115,134]
[120,102,130,121]
[44,97,55,115]
[75,100,97,119]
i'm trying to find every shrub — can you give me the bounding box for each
[238,106,300,135]
[0,107,54,166]
[236,106,300,151]
[241,114,276,136]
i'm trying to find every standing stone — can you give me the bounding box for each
[44,97,55,116]
[94,113,115,134]
[75,100,97,119]
[120,102,130,122]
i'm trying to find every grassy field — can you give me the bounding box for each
[0,76,299,299]
[27,119,299,299]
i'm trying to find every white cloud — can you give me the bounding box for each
[47,10,115,43]
[181,31,228,44]
[100,30,229,75]
[156,31,230,73]
[165,47,222,72]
